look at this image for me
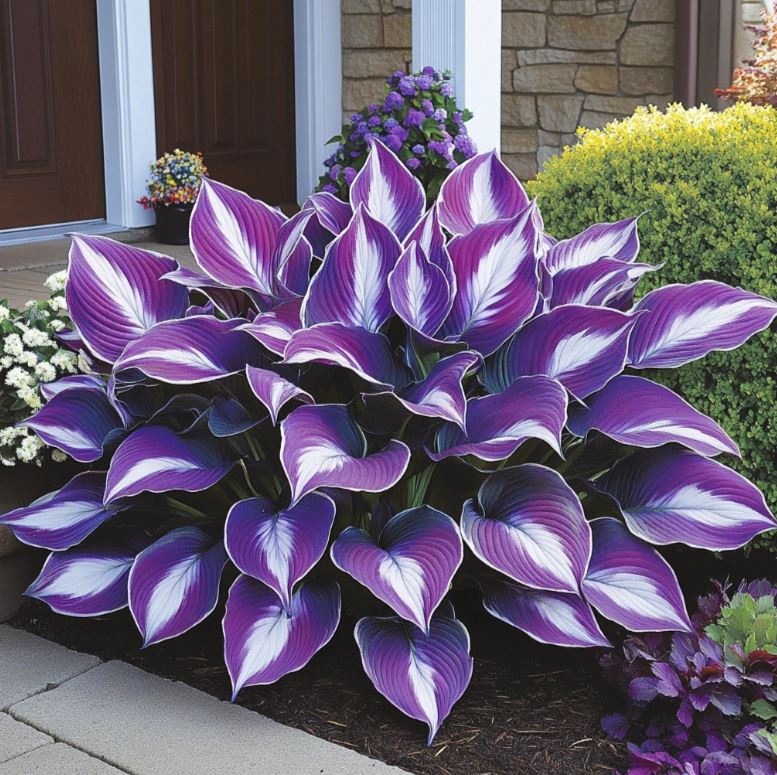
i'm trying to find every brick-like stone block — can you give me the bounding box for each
[538,144,562,168]
[552,0,597,14]
[538,129,562,146]
[502,12,547,48]
[383,12,411,48]
[547,13,628,50]
[579,109,618,129]
[343,78,389,111]
[584,94,647,113]
[502,128,539,153]
[631,0,673,22]
[503,0,551,9]
[575,65,617,94]
[343,0,381,13]
[502,49,517,91]
[742,1,766,23]
[502,153,539,181]
[620,66,673,95]
[620,24,674,66]
[517,48,616,65]
[343,49,409,78]
[537,95,585,131]
[513,64,577,93]
[342,14,383,48]
[502,94,538,126]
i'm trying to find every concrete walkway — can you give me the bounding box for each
[0,626,404,775]
[0,236,196,309]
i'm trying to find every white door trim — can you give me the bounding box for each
[95,0,157,229]
[293,0,342,205]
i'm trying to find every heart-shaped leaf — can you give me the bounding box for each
[331,506,463,632]
[404,205,455,289]
[246,365,313,425]
[239,298,303,356]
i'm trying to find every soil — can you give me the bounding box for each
[11,590,625,775]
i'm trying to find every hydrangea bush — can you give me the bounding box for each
[0,271,82,467]
[601,580,777,774]
[3,144,777,744]
[318,67,476,201]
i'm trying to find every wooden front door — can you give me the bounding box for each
[0,0,105,230]
[151,0,297,206]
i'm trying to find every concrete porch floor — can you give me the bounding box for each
[0,236,197,309]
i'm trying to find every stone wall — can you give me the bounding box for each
[341,0,412,124]
[735,1,770,63]
[501,0,675,180]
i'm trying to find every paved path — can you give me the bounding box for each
[0,238,196,308]
[0,626,404,775]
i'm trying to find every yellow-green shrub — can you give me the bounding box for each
[528,103,777,551]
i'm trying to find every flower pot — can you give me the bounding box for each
[154,203,193,245]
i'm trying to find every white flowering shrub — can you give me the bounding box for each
[0,271,81,467]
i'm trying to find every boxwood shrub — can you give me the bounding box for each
[528,103,777,551]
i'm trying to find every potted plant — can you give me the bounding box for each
[138,149,207,245]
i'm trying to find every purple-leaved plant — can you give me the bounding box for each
[3,143,777,744]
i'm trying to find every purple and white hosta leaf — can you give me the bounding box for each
[532,206,558,259]
[331,506,462,632]
[280,404,410,504]
[24,386,122,463]
[461,465,591,593]
[190,178,286,297]
[239,298,302,356]
[223,575,340,698]
[39,374,105,401]
[480,577,610,648]
[272,210,314,298]
[581,517,691,633]
[114,316,263,384]
[0,472,123,551]
[225,493,335,610]
[628,281,777,369]
[388,242,452,336]
[370,350,480,430]
[302,191,353,235]
[593,447,776,550]
[162,265,257,319]
[129,526,227,646]
[549,259,659,309]
[485,305,635,399]
[284,322,409,388]
[431,375,567,462]
[246,365,313,426]
[26,530,149,616]
[302,205,401,331]
[350,140,425,241]
[403,205,455,289]
[441,207,539,356]
[568,375,739,457]
[66,235,188,363]
[355,609,473,745]
[543,217,640,275]
[208,398,259,437]
[104,426,235,504]
[437,151,529,235]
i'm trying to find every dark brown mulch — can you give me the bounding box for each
[11,591,624,775]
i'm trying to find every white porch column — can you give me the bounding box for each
[412,0,502,154]
[96,0,157,229]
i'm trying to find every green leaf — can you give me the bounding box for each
[750,699,777,720]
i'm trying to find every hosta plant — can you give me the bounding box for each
[3,144,777,744]
[601,580,777,774]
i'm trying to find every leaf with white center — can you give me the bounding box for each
[223,575,340,699]
[238,298,303,357]
[66,235,188,363]
[245,365,313,426]
[225,493,335,610]
[355,608,473,745]
[403,205,455,290]
[568,375,739,457]
[628,280,777,369]
[592,446,776,550]
[129,527,227,646]
[581,517,692,633]
[280,404,410,505]
[461,465,591,593]
[104,426,235,504]
[331,506,463,632]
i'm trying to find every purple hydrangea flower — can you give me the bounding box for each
[321,183,336,193]
[343,167,357,185]
[383,117,398,130]
[434,108,448,121]
[454,135,476,156]
[367,104,379,114]
[422,65,436,76]
[441,83,453,97]
[421,99,434,116]
[415,75,433,90]
[453,111,463,125]
[384,134,403,152]
[412,144,425,155]
[404,109,425,128]
[384,91,404,111]
[405,157,421,170]
[429,140,453,159]
[398,76,416,97]
[328,165,341,181]
[367,115,381,127]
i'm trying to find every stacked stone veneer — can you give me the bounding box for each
[502,0,675,179]
[339,0,674,180]
[341,0,413,123]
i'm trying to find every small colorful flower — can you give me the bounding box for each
[412,144,425,155]
[440,83,453,97]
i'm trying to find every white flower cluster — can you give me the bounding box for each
[0,270,86,467]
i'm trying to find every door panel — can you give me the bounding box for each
[0,0,105,229]
[151,0,296,205]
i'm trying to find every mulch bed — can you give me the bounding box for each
[11,591,624,775]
